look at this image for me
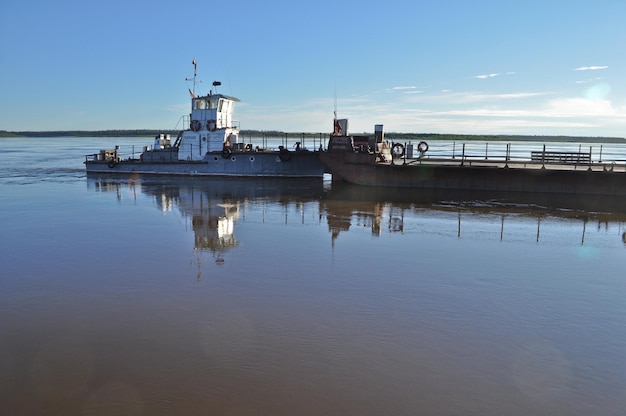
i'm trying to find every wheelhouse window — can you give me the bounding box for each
[194,99,207,110]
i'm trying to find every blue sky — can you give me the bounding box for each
[1,0,625,136]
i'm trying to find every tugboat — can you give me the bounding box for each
[85,61,325,177]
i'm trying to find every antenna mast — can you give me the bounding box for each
[334,84,337,120]
[186,60,202,96]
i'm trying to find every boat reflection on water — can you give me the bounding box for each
[87,174,626,259]
[87,175,328,267]
[170,186,241,265]
[323,182,626,245]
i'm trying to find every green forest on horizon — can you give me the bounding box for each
[1,129,625,143]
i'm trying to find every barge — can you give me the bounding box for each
[321,118,626,196]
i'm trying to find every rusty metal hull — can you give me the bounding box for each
[86,150,325,178]
[320,151,626,196]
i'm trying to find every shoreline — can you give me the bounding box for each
[2,130,625,143]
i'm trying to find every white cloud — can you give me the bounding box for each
[575,77,604,84]
[462,92,546,102]
[391,86,416,90]
[403,91,547,105]
[474,73,501,79]
[348,90,626,135]
[473,72,515,79]
[574,66,608,71]
[238,85,626,137]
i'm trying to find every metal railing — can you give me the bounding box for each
[388,140,626,172]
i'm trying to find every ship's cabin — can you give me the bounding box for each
[190,94,240,131]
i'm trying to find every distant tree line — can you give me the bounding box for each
[384,132,626,144]
[0,130,180,138]
[1,129,624,143]
[0,129,328,139]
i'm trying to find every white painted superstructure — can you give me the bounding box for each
[178,93,240,160]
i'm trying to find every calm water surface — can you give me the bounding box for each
[1,137,626,415]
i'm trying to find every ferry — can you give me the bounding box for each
[85,62,325,177]
[321,117,626,196]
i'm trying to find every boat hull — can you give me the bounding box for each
[320,151,626,196]
[86,151,325,177]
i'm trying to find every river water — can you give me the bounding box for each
[1,137,626,415]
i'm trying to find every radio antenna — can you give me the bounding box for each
[186,59,202,96]
[333,83,338,120]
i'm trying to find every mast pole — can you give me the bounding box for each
[186,60,199,97]
[334,84,337,121]
[191,59,197,96]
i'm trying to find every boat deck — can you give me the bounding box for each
[385,157,626,172]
